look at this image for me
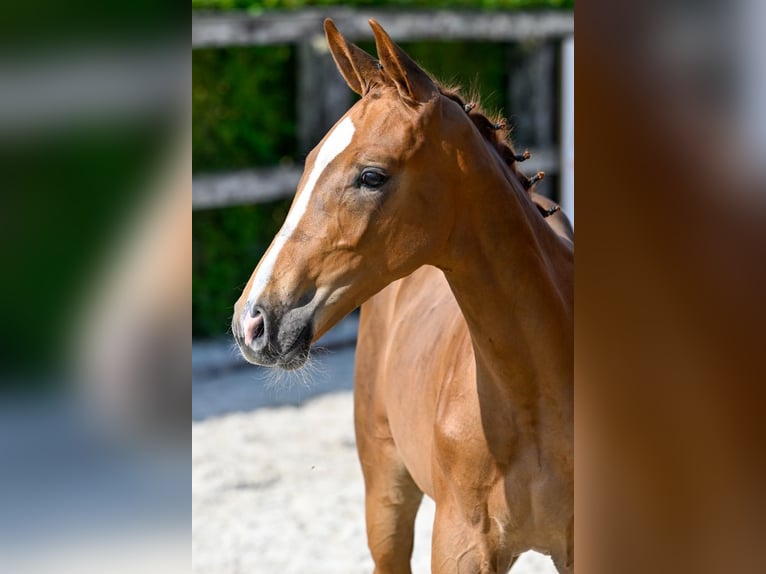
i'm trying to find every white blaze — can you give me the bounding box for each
[247,116,355,305]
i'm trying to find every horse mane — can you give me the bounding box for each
[436,85,555,219]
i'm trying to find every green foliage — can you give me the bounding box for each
[192,0,573,11]
[193,45,296,173]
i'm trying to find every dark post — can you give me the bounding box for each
[507,39,558,199]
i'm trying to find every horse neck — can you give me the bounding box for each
[438,140,574,446]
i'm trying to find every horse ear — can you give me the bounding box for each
[368,19,438,104]
[324,18,381,97]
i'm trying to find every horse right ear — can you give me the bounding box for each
[324,19,382,97]
[369,19,438,104]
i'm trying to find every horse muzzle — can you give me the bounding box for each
[232,301,314,370]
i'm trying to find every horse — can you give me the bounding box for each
[232,19,574,573]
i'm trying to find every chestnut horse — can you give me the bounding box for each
[232,19,574,573]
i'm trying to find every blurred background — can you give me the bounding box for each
[0,1,189,573]
[576,1,766,573]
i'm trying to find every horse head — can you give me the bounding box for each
[233,19,513,369]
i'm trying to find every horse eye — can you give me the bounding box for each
[360,169,387,189]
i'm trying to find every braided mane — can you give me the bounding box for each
[437,85,553,217]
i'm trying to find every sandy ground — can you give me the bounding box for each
[193,339,557,574]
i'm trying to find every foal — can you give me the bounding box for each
[232,19,574,573]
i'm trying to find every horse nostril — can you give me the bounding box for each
[243,309,266,347]
[253,312,265,340]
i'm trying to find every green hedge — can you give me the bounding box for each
[193,45,297,173]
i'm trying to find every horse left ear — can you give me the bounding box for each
[325,18,382,96]
[369,19,438,104]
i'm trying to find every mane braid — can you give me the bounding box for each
[437,85,537,190]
